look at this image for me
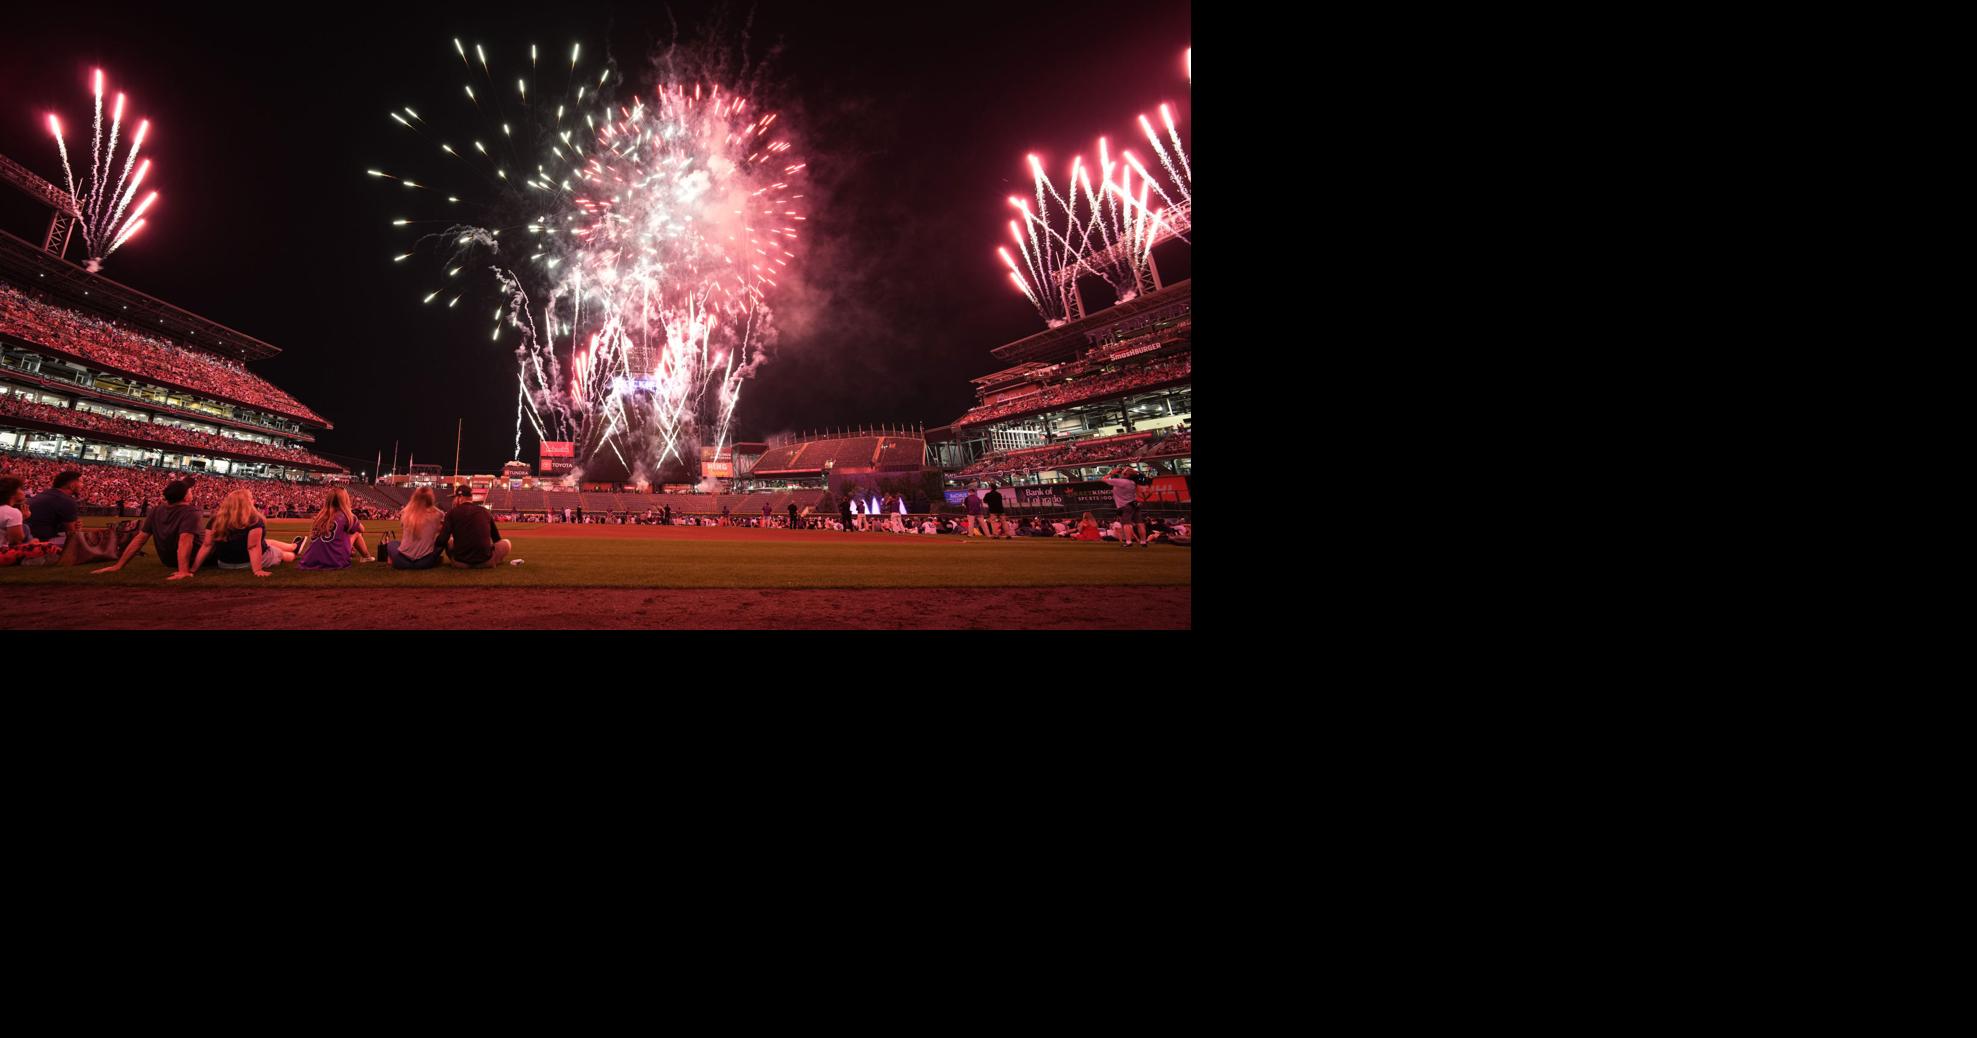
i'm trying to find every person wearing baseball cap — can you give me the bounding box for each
[439,484,512,567]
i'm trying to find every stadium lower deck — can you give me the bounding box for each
[11,517,1191,629]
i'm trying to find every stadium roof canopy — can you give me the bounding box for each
[0,227,282,362]
[971,362,1047,387]
[988,278,1191,365]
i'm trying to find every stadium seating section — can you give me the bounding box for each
[481,488,831,515]
[1,392,341,470]
[752,435,926,475]
[956,427,1189,478]
[953,352,1190,428]
[1,282,328,425]
[2,451,341,513]
[0,362,312,441]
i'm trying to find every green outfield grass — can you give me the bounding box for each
[6,518,1191,589]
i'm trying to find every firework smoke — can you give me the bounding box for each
[376,37,805,479]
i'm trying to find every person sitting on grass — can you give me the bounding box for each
[25,469,83,548]
[297,487,373,570]
[188,489,293,577]
[0,477,26,548]
[92,477,204,580]
[380,486,445,570]
[1074,511,1103,542]
[439,485,512,568]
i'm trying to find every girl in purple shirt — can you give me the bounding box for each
[297,487,374,570]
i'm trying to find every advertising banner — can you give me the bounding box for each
[1140,475,1191,504]
[1008,482,1116,511]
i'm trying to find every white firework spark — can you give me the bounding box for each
[46,68,159,272]
[374,39,805,478]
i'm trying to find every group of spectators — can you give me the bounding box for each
[1030,514,1190,543]
[957,425,1192,479]
[825,508,1189,543]
[0,392,340,470]
[0,282,326,425]
[2,452,331,514]
[5,352,316,454]
[955,352,1191,427]
[4,466,512,577]
[955,465,1167,547]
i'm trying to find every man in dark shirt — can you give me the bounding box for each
[93,478,203,579]
[983,483,1014,539]
[439,485,512,568]
[25,470,83,545]
[787,502,799,529]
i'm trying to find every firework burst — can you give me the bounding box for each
[46,69,159,272]
[1000,50,1190,325]
[374,38,804,480]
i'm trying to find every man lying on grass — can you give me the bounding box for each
[439,485,512,568]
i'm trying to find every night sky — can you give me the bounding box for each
[0,1,1190,475]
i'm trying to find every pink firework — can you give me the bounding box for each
[999,49,1190,325]
[377,40,805,477]
[47,68,159,271]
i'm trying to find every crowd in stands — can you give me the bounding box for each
[0,282,326,425]
[955,352,1190,427]
[1,452,330,514]
[956,426,1191,478]
[1088,327,1190,362]
[0,393,341,470]
[3,354,313,442]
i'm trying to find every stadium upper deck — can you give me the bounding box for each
[0,276,326,427]
[933,279,1190,480]
[0,232,340,479]
[751,432,928,479]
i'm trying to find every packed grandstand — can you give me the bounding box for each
[930,279,1191,486]
[2,221,341,497]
